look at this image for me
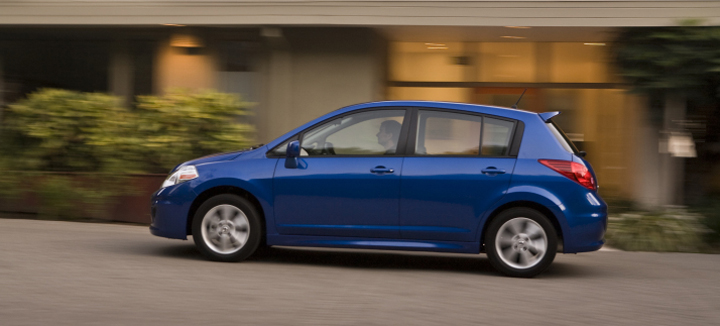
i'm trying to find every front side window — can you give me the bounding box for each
[415,110,483,155]
[300,110,405,156]
[268,138,294,156]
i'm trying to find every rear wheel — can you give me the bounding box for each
[486,208,557,277]
[192,194,262,262]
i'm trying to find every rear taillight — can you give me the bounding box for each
[539,159,596,191]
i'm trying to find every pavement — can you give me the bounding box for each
[1,218,719,326]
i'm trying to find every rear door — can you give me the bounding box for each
[399,109,519,241]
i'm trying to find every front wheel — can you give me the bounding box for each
[192,194,262,262]
[486,208,557,277]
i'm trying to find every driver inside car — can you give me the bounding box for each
[376,120,402,154]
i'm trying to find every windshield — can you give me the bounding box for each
[547,120,580,155]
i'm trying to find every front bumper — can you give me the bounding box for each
[149,182,197,240]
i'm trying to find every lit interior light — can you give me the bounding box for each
[501,36,526,40]
[584,43,606,46]
[425,43,448,50]
[170,33,204,48]
[163,23,186,27]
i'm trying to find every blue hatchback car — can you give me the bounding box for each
[150,101,607,277]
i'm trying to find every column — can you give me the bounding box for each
[109,41,134,106]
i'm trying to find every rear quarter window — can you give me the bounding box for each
[482,118,515,156]
[547,121,580,154]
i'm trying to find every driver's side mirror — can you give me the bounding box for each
[285,140,300,168]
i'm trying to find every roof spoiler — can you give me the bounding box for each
[539,111,561,122]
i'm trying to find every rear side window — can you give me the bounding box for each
[415,111,483,155]
[547,121,579,154]
[481,118,514,156]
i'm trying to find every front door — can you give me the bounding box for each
[274,109,409,238]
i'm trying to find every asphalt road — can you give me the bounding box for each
[1,218,719,326]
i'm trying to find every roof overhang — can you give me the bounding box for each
[1,1,718,27]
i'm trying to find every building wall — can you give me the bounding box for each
[155,37,218,92]
[256,28,386,143]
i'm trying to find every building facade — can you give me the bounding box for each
[2,0,720,206]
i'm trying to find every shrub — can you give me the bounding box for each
[0,159,20,201]
[691,195,720,245]
[1,89,127,172]
[0,89,129,219]
[0,88,255,219]
[32,174,114,220]
[131,89,254,173]
[606,207,711,252]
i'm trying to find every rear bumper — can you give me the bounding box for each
[554,192,608,253]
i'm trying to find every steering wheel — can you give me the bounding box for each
[322,142,336,155]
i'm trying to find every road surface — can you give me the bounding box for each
[0,218,719,325]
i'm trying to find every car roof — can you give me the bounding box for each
[339,101,538,121]
[265,101,542,150]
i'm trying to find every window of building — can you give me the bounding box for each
[550,43,609,83]
[389,42,471,82]
[477,42,536,83]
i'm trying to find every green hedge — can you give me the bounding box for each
[0,88,254,219]
[606,207,712,252]
[1,88,254,174]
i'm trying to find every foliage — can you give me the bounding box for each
[0,88,254,219]
[602,196,638,216]
[613,23,720,251]
[132,89,254,173]
[1,89,127,172]
[0,88,254,173]
[606,207,711,252]
[32,174,115,220]
[690,195,720,245]
[612,22,720,102]
[0,159,21,201]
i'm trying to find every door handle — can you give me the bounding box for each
[370,166,394,174]
[482,167,506,175]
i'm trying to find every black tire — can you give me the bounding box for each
[192,194,262,262]
[485,208,557,278]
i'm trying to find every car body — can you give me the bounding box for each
[150,101,607,277]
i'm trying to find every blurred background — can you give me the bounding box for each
[1,1,719,251]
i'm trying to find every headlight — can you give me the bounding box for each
[161,165,199,188]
